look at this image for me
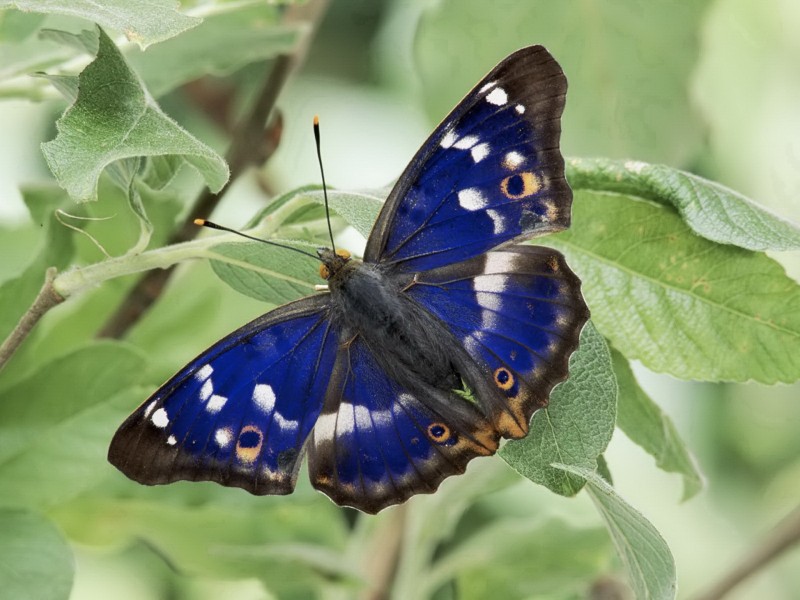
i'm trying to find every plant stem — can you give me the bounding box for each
[0,268,63,373]
[97,0,329,339]
[361,504,408,600]
[693,503,800,600]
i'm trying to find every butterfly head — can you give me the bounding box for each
[317,248,351,280]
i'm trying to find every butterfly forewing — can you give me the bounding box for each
[108,295,338,495]
[365,45,570,272]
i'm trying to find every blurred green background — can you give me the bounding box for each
[1,0,799,598]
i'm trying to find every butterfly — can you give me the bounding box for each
[108,45,589,514]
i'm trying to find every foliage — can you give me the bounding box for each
[1,1,799,599]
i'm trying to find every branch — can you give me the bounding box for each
[693,503,800,600]
[360,504,408,600]
[0,268,63,372]
[97,0,330,339]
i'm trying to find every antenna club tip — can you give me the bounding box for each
[193,218,206,226]
[313,114,319,126]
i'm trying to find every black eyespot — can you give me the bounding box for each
[238,429,261,448]
[494,367,515,391]
[506,174,524,196]
[427,423,450,443]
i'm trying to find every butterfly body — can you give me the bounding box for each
[110,46,590,514]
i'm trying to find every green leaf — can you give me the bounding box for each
[549,191,800,383]
[0,185,74,346]
[440,518,611,600]
[0,509,74,600]
[499,321,617,496]
[208,241,319,305]
[414,0,709,164]
[41,27,228,203]
[567,158,800,251]
[612,349,703,500]
[0,0,200,48]
[0,342,146,508]
[554,464,677,600]
[128,5,300,97]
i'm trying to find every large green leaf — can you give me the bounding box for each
[0,342,146,508]
[0,509,74,600]
[567,158,800,251]
[500,321,617,496]
[41,27,228,202]
[414,0,709,164]
[550,191,800,383]
[0,0,200,48]
[612,350,703,500]
[555,464,677,600]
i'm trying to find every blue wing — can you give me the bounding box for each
[405,245,589,439]
[364,45,570,272]
[306,336,498,514]
[108,295,339,495]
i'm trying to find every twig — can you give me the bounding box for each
[693,503,800,600]
[97,0,330,339]
[360,504,408,600]
[0,268,63,372]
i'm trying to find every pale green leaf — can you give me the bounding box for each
[499,321,617,496]
[41,27,228,202]
[128,5,300,97]
[0,0,200,48]
[612,350,703,500]
[415,0,710,164]
[549,191,800,383]
[0,509,74,600]
[567,158,800,251]
[555,464,677,600]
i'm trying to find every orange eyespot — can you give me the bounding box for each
[235,425,263,463]
[319,264,331,280]
[427,422,451,442]
[500,171,540,200]
[335,248,351,259]
[493,367,515,391]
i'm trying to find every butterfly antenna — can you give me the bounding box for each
[194,219,322,262]
[313,115,337,252]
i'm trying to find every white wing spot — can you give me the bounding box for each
[337,402,355,434]
[214,428,232,447]
[486,208,506,234]
[196,364,213,381]
[151,408,169,428]
[503,151,525,169]
[315,411,338,441]
[167,435,177,446]
[458,188,488,211]
[207,394,227,413]
[253,384,276,412]
[440,128,457,148]
[471,142,490,163]
[486,87,508,105]
[199,379,213,401]
[484,253,518,274]
[453,135,479,149]
[479,80,496,93]
[515,104,525,114]
[144,400,157,418]
[274,412,299,431]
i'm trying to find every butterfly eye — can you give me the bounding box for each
[335,248,351,259]
[500,171,540,200]
[319,264,331,280]
[493,367,515,391]
[427,422,451,443]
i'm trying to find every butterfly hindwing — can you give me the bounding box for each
[306,336,498,514]
[405,245,589,439]
[365,45,570,272]
[108,295,339,495]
